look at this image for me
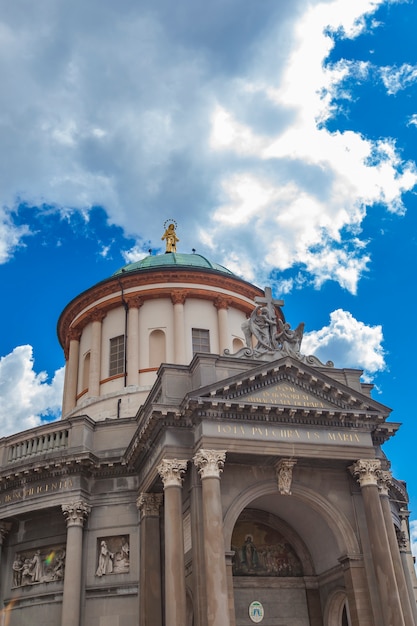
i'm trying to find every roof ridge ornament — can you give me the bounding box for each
[225,286,334,368]
[162,220,179,253]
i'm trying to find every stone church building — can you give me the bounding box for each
[0,224,416,625]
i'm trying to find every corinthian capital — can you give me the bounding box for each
[194,449,226,479]
[350,459,381,487]
[61,500,91,527]
[157,459,188,488]
[136,493,163,517]
[377,469,393,496]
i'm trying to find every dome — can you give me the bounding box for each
[113,252,235,276]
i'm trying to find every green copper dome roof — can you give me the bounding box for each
[113,252,235,276]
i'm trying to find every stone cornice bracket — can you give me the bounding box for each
[377,469,393,496]
[194,449,226,479]
[61,500,91,528]
[350,459,382,487]
[157,459,188,488]
[171,290,188,305]
[136,492,163,518]
[0,521,12,545]
[275,458,297,495]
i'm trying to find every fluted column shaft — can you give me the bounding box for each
[63,330,81,414]
[158,459,188,626]
[379,472,415,626]
[89,311,105,396]
[137,493,163,626]
[61,501,90,626]
[171,292,187,364]
[194,449,231,626]
[351,460,405,626]
[399,510,417,624]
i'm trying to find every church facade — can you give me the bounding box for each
[0,226,416,626]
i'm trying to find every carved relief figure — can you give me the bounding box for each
[95,536,130,576]
[96,540,114,577]
[12,555,23,587]
[12,545,66,587]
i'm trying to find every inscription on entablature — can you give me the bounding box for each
[203,421,371,447]
[239,382,335,409]
[0,478,75,507]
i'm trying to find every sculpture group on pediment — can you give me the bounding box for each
[226,287,333,367]
[12,545,66,587]
[231,520,302,577]
[95,535,130,577]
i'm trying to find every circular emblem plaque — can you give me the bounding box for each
[249,600,264,623]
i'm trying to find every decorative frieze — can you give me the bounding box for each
[193,449,226,479]
[350,459,381,487]
[275,458,297,495]
[137,492,163,517]
[12,544,66,587]
[157,459,188,488]
[61,500,91,527]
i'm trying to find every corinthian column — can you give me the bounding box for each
[171,291,187,365]
[89,309,106,397]
[351,460,405,626]
[61,500,91,626]
[127,296,143,387]
[214,297,230,355]
[137,493,163,626]
[62,327,81,415]
[398,509,417,624]
[194,449,231,626]
[158,459,188,626]
[378,471,415,626]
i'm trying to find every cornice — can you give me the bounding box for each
[57,268,264,349]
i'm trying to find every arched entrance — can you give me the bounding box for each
[224,480,361,626]
[231,508,315,625]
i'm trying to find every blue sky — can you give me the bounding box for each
[1,0,417,553]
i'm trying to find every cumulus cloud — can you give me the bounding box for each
[302,309,385,378]
[380,64,417,95]
[0,346,64,437]
[0,0,416,293]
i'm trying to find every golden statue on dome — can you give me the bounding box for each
[161,220,179,253]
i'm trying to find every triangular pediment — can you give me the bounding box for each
[189,356,391,417]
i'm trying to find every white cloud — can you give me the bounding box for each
[0,208,30,264]
[380,63,417,95]
[0,0,415,294]
[407,114,417,128]
[302,309,385,377]
[0,346,64,437]
[410,520,417,573]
